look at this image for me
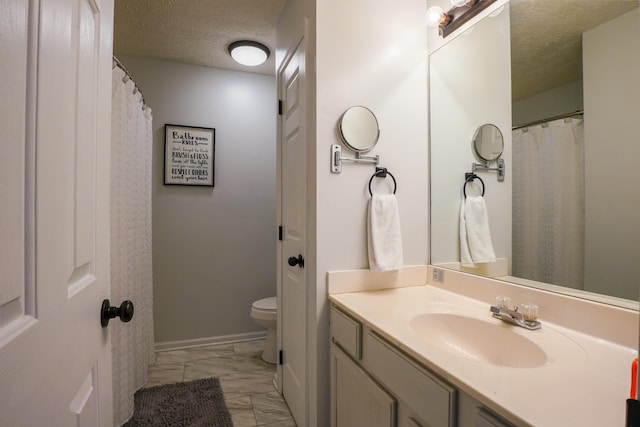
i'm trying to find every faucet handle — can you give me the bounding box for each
[495,296,511,309]
[520,303,538,322]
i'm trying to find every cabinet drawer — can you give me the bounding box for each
[330,305,362,360]
[366,331,456,427]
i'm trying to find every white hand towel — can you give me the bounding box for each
[460,195,496,267]
[460,201,473,267]
[368,194,403,272]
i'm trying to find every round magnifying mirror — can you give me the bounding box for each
[339,106,380,153]
[472,124,504,162]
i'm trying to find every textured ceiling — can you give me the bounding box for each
[511,0,639,100]
[114,0,639,89]
[113,0,286,76]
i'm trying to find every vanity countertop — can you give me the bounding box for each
[329,284,637,427]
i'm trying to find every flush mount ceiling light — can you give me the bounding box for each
[228,40,270,66]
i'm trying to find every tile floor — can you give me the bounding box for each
[144,339,297,426]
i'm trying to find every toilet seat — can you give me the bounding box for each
[250,297,277,322]
[252,297,276,311]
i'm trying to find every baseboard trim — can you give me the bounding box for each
[155,331,267,352]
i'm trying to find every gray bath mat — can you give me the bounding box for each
[124,377,233,427]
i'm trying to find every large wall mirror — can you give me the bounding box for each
[429,0,640,308]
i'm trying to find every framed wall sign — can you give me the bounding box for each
[164,124,215,186]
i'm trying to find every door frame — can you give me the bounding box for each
[275,23,309,420]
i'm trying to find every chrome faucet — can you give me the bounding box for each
[490,305,541,330]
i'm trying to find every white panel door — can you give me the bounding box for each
[279,35,308,425]
[0,0,114,425]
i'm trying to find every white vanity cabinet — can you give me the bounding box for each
[330,304,456,427]
[330,304,516,427]
[331,303,396,426]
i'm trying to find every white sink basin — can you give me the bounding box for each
[410,312,548,368]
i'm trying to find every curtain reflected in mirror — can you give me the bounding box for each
[512,117,584,289]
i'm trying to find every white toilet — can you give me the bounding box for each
[250,297,277,364]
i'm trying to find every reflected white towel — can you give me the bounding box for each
[460,196,496,267]
[368,194,403,272]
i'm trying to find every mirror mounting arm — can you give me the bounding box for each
[331,144,380,174]
[472,158,505,182]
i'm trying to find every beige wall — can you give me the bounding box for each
[583,9,640,300]
[120,56,277,345]
[512,80,583,127]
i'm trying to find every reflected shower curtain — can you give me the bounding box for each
[111,65,155,426]
[512,117,584,289]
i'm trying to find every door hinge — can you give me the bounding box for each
[279,349,283,365]
[278,225,283,241]
[278,99,283,115]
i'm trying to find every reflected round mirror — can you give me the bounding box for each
[472,124,504,162]
[339,106,380,153]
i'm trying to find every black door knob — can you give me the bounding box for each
[101,299,134,327]
[288,254,304,268]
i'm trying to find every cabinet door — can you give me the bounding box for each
[331,344,396,427]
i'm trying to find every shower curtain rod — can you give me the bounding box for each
[512,110,584,130]
[112,55,148,109]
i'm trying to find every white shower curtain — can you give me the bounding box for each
[512,117,584,289]
[111,65,155,426]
